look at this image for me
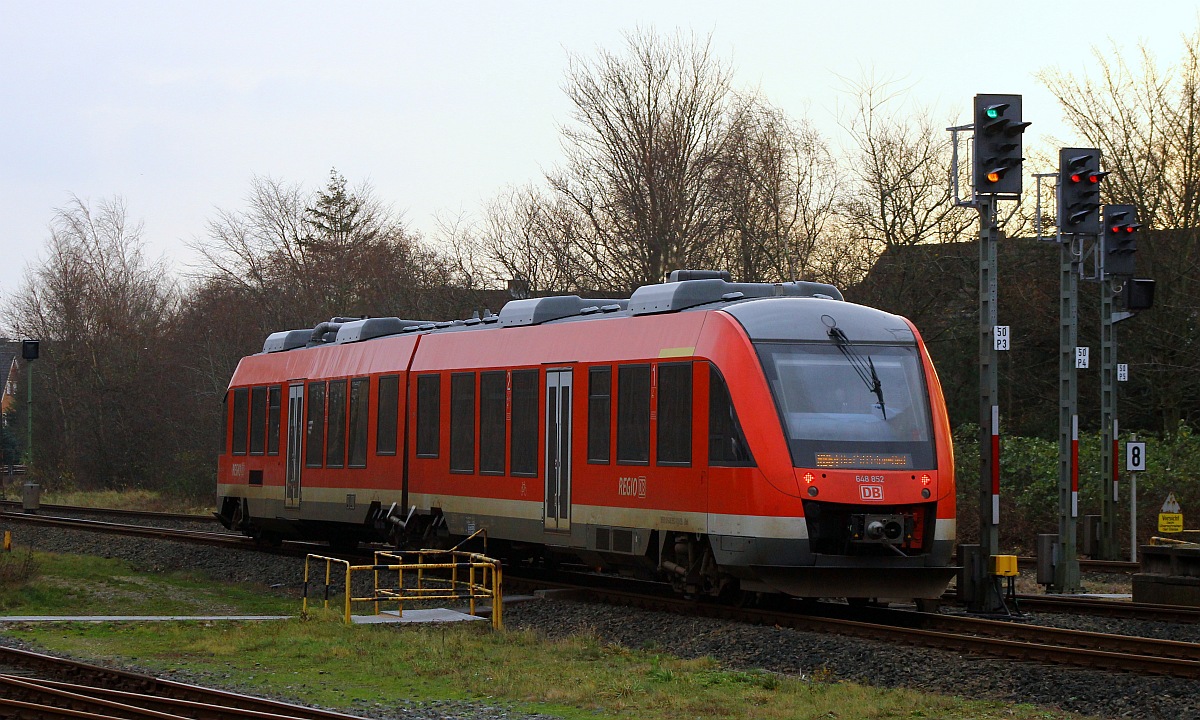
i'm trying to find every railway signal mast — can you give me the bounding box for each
[1098,204,1152,561]
[959,94,1029,612]
[1052,148,1105,591]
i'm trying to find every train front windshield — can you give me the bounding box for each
[755,343,936,470]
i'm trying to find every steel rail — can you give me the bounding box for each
[0,500,216,523]
[0,511,251,548]
[508,574,1200,679]
[0,645,366,719]
[1014,593,1200,624]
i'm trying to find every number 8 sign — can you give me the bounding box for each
[1127,442,1147,472]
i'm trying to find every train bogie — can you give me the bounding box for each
[216,272,957,601]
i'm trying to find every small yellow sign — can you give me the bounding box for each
[1158,513,1184,533]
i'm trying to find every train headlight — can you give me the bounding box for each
[921,488,931,499]
[807,486,818,497]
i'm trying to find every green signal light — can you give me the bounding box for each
[986,107,1000,119]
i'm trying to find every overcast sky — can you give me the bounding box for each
[1,1,1196,301]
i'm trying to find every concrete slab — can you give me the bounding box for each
[352,608,485,624]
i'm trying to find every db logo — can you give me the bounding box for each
[859,485,885,501]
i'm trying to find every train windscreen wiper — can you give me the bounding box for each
[828,326,887,419]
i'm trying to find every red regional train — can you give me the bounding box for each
[216,270,957,600]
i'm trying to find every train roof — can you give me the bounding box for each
[258,271,856,355]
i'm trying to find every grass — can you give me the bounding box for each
[0,547,1098,720]
[9,616,1089,720]
[0,485,212,514]
[0,550,293,616]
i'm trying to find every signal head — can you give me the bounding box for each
[1058,148,1102,235]
[973,94,1027,196]
[1103,204,1140,276]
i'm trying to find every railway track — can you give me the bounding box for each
[1015,555,1140,574]
[0,644,367,719]
[7,506,1199,678]
[0,510,259,550]
[0,499,217,524]
[508,571,1200,679]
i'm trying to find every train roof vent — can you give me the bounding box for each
[262,329,312,354]
[498,295,623,327]
[629,278,844,316]
[668,269,732,282]
[335,318,429,344]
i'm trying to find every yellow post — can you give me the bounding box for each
[3,530,10,552]
[344,564,352,625]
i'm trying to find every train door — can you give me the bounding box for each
[544,369,573,532]
[284,383,304,509]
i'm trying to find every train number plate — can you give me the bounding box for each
[859,485,885,501]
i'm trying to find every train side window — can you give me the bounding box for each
[450,372,476,473]
[617,364,650,465]
[416,374,440,458]
[267,385,281,455]
[231,387,249,456]
[479,371,506,475]
[510,369,538,477]
[709,364,755,466]
[305,381,326,467]
[376,375,399,456]
[249,386,267,455]
[657,362,692,466]
[348,377,370,468]
[326,379,348,468]
[588,366,612,464]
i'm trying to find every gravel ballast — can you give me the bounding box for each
[4,519,1200,720]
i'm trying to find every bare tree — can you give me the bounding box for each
[443,185,593,296]
[193,169,461,329]
[7,195,178,487]
[715,93,840,282]
[548,29,734,291]
[837,76,974,250]
[1040,27,1200,429]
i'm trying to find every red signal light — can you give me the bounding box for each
[1089,174,1101,183]
[1069,173,1082,183]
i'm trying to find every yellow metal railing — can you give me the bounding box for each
[302,533,503,629]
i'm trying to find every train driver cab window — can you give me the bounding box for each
[756,342,935,469]
[231,387,249,456]
[305,381,326,468]
[708,364,754,466]
[656,362,692,466]
[617,364,650,464]
[416,374,440,458]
